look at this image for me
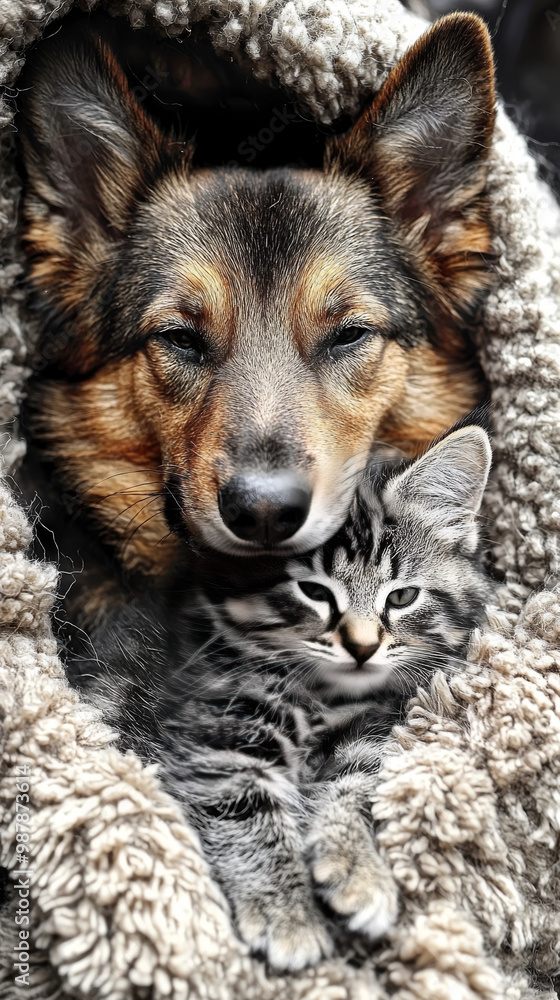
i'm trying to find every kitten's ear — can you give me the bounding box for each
[327,13,495,320]
[18,30,186,287]
[384,426,491,545]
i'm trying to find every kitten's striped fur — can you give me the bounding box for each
[83,425,493,971]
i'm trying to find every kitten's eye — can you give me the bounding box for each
[158,328,205,364]
[386,587,419,608]
[330,326,370,353]
[297,581,334,604]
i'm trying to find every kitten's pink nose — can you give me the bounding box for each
[343,640,379,667]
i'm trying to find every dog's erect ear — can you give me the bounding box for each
[327,14,496,319]
[19,30,181,241]
[17,26,193,355]
[18,29,189,372]
[384,425,492,548]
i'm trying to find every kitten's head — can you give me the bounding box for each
[216,425,493,698]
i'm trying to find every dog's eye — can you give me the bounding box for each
[330,326,370,352]
[159,328,205,363]
[386,587,419,608]
[298,580,334,604]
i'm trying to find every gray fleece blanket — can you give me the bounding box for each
[1,1,560,998]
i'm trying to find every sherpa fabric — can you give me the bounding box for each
[1,1,560,998]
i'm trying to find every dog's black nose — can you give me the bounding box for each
[218,472,312,546]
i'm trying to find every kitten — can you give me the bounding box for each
[83,424,493,971]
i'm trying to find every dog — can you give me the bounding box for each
[18,13,495,628]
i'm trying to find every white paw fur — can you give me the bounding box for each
[308,813,398,940]
[236,895,334,972]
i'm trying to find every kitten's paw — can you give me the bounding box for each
[308,821,398,940]
[236,896,334,971]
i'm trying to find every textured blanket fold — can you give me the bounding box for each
[1,1,560,997]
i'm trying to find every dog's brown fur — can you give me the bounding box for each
[18,14,495,608]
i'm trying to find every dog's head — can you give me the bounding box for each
[19,14,495,570]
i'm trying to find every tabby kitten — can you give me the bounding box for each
[86,425,493,972]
